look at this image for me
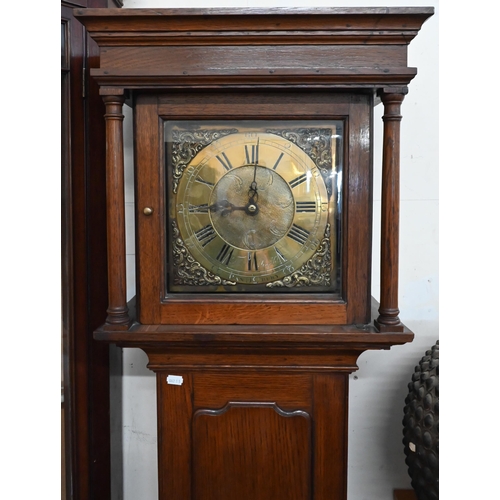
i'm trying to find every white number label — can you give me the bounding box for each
[167,375,183,386]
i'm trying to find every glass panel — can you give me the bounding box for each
[164,120,343,294]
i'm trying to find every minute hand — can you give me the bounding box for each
[249,161,259,198]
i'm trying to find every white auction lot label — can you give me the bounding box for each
[166,375,183,386]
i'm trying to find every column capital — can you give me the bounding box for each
[377,86,408,98]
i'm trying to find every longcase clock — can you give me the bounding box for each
[75,7,434,500]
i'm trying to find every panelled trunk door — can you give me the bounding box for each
[193,404,311,500]
[157,371,348,500]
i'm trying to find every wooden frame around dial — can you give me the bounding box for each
[134,91,372,325]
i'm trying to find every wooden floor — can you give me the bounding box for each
[394,490,417,500]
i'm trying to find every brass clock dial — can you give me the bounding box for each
[166,122,341,293]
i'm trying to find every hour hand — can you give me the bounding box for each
[209,200,229,210]
[209,200,247,216]
[209,200,234,214]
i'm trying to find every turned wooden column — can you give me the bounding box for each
[101,89,130,328]
[375,89,407,332]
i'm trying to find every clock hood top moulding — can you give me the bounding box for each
[74,7,434,91]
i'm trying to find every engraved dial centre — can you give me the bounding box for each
[209,166,294,250]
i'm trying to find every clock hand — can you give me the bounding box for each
[249,180,258,200]
[209,200,248,216]
[208,200,233,212]
[209,199,259,217]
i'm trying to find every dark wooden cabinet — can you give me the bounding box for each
[61,1,122,498]
[74,7,434,499]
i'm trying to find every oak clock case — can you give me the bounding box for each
[166,120,343,294]
[74,7,433,500]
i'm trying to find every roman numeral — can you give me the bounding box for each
[194,224,216,247]
[272,152,284,170]
[216,152,233,171]
[275,246,286,262]
[289,173,308,188]
[247,251,258,271]
[287,224,310,245]
[296,201,316,213]
[195,176,214,187]
[216,244,234,265]
[245,142,259,164]
[189,203,209,214]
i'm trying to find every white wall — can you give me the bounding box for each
[117,1,439,499]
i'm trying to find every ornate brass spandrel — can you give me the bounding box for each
[171,221,237,287]
[266,223,332,288]
[171,129,238,194]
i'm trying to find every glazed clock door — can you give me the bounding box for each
[134,91,373,326]
[166,121,336,292]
